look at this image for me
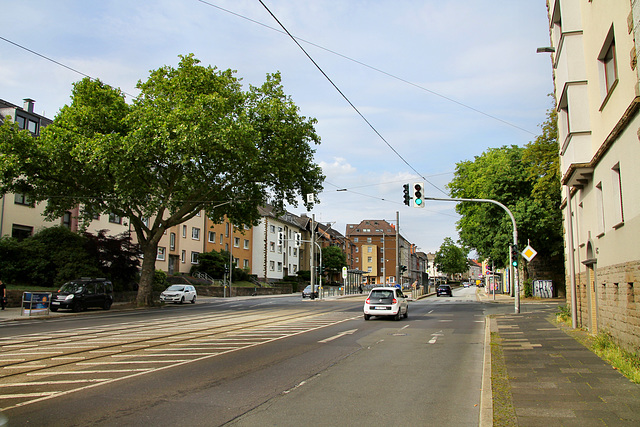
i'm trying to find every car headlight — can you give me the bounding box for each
[65,294,74,301]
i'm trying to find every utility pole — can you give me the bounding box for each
[395,211,400,286]
[311,214,315,299]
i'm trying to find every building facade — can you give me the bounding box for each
[547,0,640,351]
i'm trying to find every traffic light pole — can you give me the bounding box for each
[424,196,520,314]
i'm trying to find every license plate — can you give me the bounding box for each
[51,302,60,305]
[373,306,388,310]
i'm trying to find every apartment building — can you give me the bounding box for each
[252,205,303,282]
[547,0,640,350]
[345,220,411,286]
[1,98,129,240]
[204,216,253,273]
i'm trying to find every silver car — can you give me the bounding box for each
[363,287,408,320]
[160,285,197,304]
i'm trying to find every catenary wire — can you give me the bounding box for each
[196,0,536,137]
[257,0,448,196]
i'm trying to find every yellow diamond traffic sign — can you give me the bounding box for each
[521,245,537,262]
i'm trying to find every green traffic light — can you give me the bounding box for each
[415,198,422,205]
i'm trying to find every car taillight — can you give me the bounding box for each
[365,298,370,304]
[392,298,397,304]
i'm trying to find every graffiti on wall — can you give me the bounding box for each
[533,280,553,298]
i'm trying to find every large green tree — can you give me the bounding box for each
[0,54,324,306]
[447,106,561,268]
[322,245,348,279]
[434,237,469,277]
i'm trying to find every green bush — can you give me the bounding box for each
[523,279,533,297]
[152,270,169,292]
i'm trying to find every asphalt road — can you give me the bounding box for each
[1,287,506,426]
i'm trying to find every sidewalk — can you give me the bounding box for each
[479,289,640,425]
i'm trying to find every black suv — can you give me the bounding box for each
[436,284,453,297]
[50,278,114,312]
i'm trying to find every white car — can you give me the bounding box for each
[363,287,408,320]
[160,285,197,304]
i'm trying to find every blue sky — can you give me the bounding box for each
[1,0,554,254]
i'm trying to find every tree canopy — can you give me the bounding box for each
[434,237,468,277]
[447,105,561,268]
[0,54,324,305]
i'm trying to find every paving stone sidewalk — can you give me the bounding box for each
[492,308,640,426]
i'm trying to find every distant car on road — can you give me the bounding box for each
[160,285,197,304]
[363,287,408,321]
[302,285,319,298]
[436,284,453,297]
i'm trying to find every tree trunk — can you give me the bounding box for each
[136,243,159,307]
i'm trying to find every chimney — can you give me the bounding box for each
[23,98,35,113]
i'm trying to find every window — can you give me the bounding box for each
[192,227,200,240]
[367,257,372,263]
[225,222,229,238]
[596,182,605,236]
[12,224,32,241]
[243,259,249,269]
[270,225,276,233]
[611,163,624,227]
[367,237,372,243]
[182,225,187,238]
[234,237,240,247]
[170,233,176,251]
[269,260,275,271]
[277,262,282,272]
[208,231,216,243]
[157,247,166,261]
[191,251,199,264]
[15,115,26,129]
[181,250,186,263]
[354,237,359,242]
[27,120,38,134]
[62,211,72,228]
[14,194,33,207]
[367,247,372,253]
[220,234,223,244]
[599,27,618,102]
[244,239,249,249]
[109,213,122,224]
[367,266,372,273]
[293,248,297,256]
[270,242,275,252]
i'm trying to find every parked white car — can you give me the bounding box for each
[363,287,408,320]
[160,285,197,304]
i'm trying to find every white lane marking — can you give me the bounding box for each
[318,329,358,343]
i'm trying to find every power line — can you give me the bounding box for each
[196,0,536,136]
[0,36,137,100]
[257,0,448,196]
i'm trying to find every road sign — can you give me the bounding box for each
[521,245,537,262]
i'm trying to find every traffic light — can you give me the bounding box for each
[511,245,519,268]
[402,184,411,206]
[278,232,285,247]
[294,232,301,248]
[413,182,424,208]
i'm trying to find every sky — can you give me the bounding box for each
[0,0,554,255]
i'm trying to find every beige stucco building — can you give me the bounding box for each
[547,0,640,351]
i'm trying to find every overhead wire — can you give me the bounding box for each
[257,0,448,196]
[196,0,536,137]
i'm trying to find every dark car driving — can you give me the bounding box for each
[50,278,114,312]
[436,284,453,297]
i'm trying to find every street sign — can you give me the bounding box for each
[342,266,348,279]
[521,245,537,262]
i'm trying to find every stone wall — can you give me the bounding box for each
[569,259,640,354]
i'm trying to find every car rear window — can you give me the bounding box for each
[369,290,394,299]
